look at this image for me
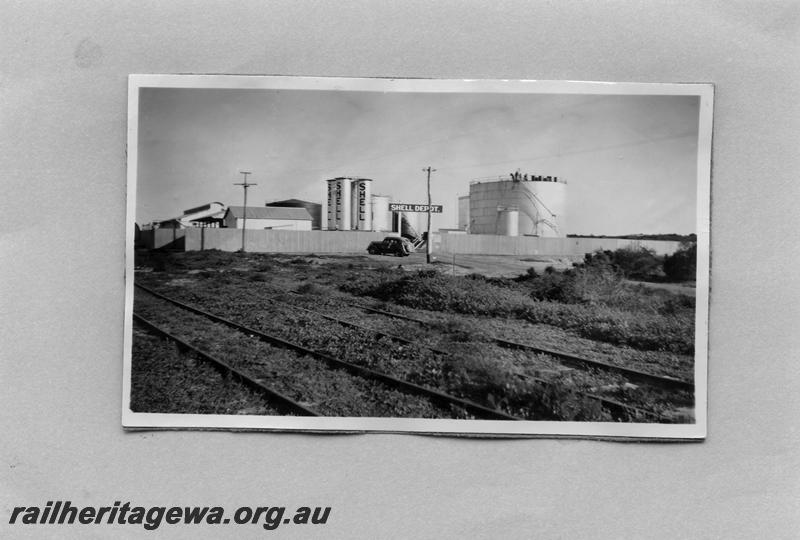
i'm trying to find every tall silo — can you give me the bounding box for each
[468,175,566,237]
[326,179,338,230]
[351,178,372,230]
[371,195,391,232]
[337,178,352,231]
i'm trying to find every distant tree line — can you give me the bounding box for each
[567,233,697,243]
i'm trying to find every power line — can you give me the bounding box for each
[436,131,697,173]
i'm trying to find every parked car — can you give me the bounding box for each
[366,236,413,256]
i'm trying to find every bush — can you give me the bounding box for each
[584,247,663,280]
[340,267,695,354]
[663,242,697,282]
[440,353,610,421]
[296,282,323,295]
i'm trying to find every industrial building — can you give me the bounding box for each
[147,202,227,229]
[266,199,323,230]
[459,174,567,237]
[222,206,313,231]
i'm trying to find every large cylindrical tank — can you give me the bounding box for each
[469,176,566,237]
[371,195,391,231]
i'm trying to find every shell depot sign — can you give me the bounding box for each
[389,203,443,213]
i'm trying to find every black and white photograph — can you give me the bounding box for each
[124,75,711,438]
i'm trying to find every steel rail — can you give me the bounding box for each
[233,286,669,420]
[137,285,664,422]
[327,300,692,393]
[279,297,665,421]
[133,313,320,417]
[135,284,521,421]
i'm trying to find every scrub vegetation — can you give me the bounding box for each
[132,246,697,422]
[341,251,696,355]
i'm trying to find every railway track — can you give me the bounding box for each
[134,285,521,421]
[134,313,320,417]
[135,284,665,422]
[305,296,694,393]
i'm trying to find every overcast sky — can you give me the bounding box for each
[136,85,700,235]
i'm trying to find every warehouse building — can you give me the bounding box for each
[222,206,312,231]
[147,202,226,229]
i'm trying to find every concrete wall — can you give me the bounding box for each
[184,228,391,253]
[434,233,681,257]
[141,228,187,250]
[149,228,681,256]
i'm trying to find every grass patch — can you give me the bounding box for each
[341,267,694,354]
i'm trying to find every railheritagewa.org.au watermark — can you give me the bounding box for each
[8,501,330,531]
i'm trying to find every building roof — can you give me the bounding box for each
[266,198,321,208]
[225,206,312,221]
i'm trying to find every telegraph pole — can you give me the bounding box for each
[423,166,436,264]
[234,171,256,252]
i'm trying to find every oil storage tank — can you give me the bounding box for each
[469,175,566,237]
[350,178,373,230]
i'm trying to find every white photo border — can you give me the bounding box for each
[124,74,712,439]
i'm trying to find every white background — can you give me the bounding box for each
[1,1,798,538]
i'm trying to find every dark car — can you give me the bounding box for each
[367,236,413,256]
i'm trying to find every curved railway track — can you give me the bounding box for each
[135,284,665,422]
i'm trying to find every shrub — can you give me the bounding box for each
[663,242,697,282]
[441,352,610,421]
[296,282,323,295]
[584,247,663,280]
[429,319,492,344]
[340,267,694,354]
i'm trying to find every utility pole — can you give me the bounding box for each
[234,171,256,252]
[422,166,436,264]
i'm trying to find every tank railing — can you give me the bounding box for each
[470,174,567,185]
